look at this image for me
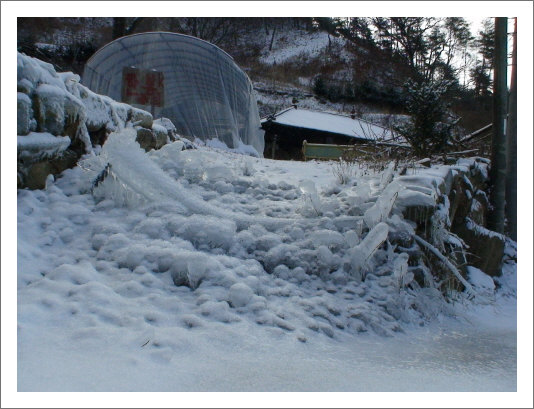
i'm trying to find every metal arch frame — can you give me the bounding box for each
[82,31,263,153]
[85,31,235,67]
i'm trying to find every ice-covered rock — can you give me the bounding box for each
[73,85,112,132]
[136,128,158,152]
[151,123,170,146]
[17,52,65,90]
[228,283,254,308]
[456,218,506,276]
[17,92,33,135]
[16,52,167,189]
[17,133,71,161]
[467,266,495,292]
[167,252,219,289]
[17,78,33,95]
[173,215,237,250]
[131,107,153,129]
[153,118,177,140]
[310,229,345,250]
[34,83,66,136]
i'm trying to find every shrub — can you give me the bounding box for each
[331,157,356,184]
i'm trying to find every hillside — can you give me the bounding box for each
[17,18,445,130]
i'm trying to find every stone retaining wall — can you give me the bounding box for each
[17,53,177,189]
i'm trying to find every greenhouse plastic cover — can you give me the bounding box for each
[82,32,264,155]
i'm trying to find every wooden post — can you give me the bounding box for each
[488,17,508,234]
[505,17,517,240]
[271,135,277,159]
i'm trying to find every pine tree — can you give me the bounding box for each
[395,79,457,157]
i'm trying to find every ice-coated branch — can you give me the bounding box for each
[350,222,389,280]
[413,234,476,298]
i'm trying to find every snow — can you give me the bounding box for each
[266,108,397,142]
[17,91,31,105]
[228,282,254,307]
[259,29,350,65]
[363,181,403,228]
[153,117,176,133]
[17,52,65,90]
[17,132,71,159]
[151,123,169,136]
[467,266,495,292]
[466,217,508,241]
[15,128,518,393]
[202,137,262,157]
[17,92,34,135]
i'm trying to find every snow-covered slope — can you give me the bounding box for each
[17,129,516,392]
[259,29,350,66]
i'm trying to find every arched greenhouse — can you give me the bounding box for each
[83,32,264,155]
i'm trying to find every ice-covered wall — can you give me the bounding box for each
[17,52,175,189]
[82,32,264,156]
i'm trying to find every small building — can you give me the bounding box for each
[261,107,403,160]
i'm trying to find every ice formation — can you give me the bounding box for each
[82,129,290,230]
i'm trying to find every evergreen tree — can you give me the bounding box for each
[395,79,458,157]
[470,18,495,95]
[470,64,492,96]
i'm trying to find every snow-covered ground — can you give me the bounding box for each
[15,130,518,395]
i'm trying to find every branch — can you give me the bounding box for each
[125,17,144,36]
[413,234,476,298]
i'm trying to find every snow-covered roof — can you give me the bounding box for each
[263,108,399,143]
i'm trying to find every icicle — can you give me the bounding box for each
[350,222,389,281]
[363,181,403,229]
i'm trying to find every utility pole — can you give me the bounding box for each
[488,17,508,234]
[505,17,517,240]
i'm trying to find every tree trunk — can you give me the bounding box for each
[505,18,517,240]
[488,17,508,234]
[112,17,126,40]
[269,26,277,51]
[125,17,144,36]
[263,18,269,36]
[112,17,144,40]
